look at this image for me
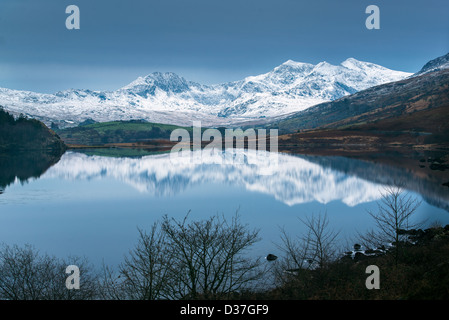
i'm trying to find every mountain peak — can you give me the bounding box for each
[280,59,308,67]
[341,58,375,70]
[312,61,339,74]
[315,61,332,67]
[415,52,449,76]
[341,57,360,65]
[122,71,191,94]
[144,71,182,80]
[343,57,359,63]
[135,71,187,85]
[274,60,314,73]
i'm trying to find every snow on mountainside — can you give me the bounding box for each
[0,58,412,127]
[414,53,449,76]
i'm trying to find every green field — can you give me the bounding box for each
[56,120,194,146]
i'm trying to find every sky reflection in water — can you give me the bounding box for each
[0,150,448,268]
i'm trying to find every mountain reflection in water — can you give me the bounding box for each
[29,150,447,211]
[0,151,63,191]
[39,151,384,207]
[1,148,448,267]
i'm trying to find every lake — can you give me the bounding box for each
[0,149,448,269]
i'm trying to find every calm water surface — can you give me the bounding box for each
[0,150,448,268]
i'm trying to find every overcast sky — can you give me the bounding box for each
[0,0,448,93]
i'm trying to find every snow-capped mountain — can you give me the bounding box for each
[0,58,412,127]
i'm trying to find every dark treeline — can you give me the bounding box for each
[0,107,66,152]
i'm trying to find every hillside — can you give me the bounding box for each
[0,107,66,152]
[270,68,449,135]
[56,120,193,146]
[415,52,449,76]
[268,56,449,185]
[277,104,449,154]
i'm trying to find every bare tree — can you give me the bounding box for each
[100,222,173,300]
[102,212,263,300]
[160,212,262,299]
[300,213,340,268]
[274,212,340,285]
[360,183,423,264]
[0,244,99,300]
[362,184,422,247]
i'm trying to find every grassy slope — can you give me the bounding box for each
[80,121,184,133]
[57,121,193,146]
[278,104,449,151]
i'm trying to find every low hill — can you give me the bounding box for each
[0,107,66,152]
[56,120,194,146]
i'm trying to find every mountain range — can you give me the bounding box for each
[267,53,449,187]
[0,58,411,128]
[271,54,449,134]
